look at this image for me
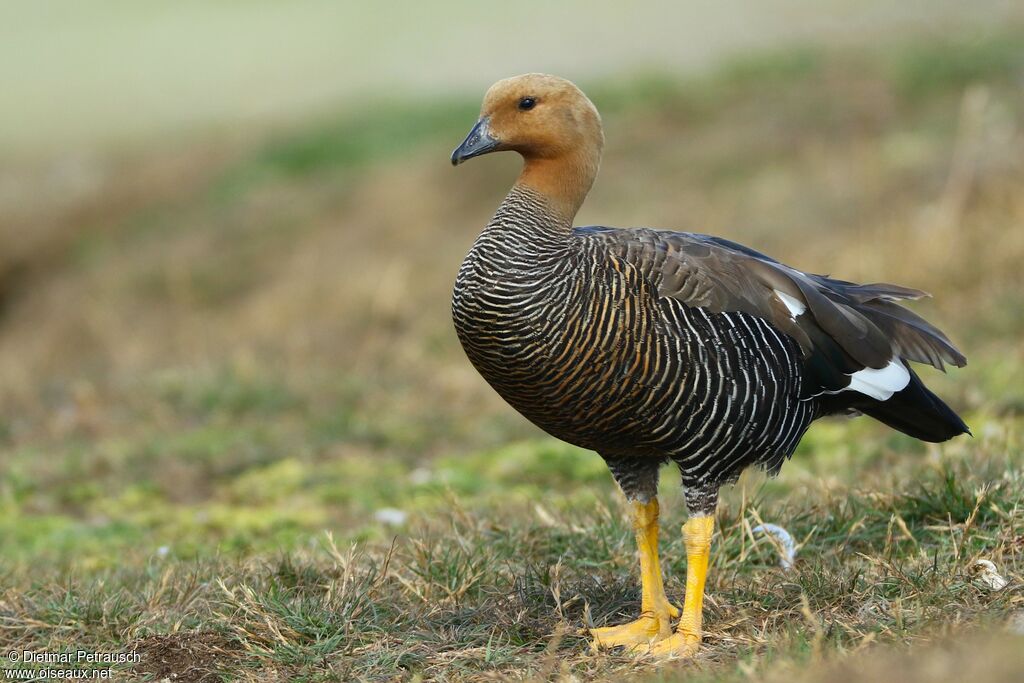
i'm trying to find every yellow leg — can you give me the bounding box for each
[590,499,681,649]
[649,514,714,657]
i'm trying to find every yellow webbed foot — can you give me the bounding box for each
[590,612,671,649]
[590,594,680,650]
[646,631,700,657]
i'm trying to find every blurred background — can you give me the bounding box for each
[1,3,1023,677]
[2,0,1023,562]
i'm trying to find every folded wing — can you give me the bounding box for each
[577,226,966,400]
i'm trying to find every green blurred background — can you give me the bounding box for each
[1,3,1023,679]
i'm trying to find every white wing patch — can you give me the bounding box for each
[845,359,910,401]
[774,289,806,318]
[772,285,907,401]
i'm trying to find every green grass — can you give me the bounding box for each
[2,27,1024,682]
[3,448,1021,680]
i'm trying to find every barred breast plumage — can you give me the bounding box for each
[448,73,968,657]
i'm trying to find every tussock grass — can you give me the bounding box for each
[1,27,1023,681]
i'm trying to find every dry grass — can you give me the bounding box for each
[1,30,1023,681]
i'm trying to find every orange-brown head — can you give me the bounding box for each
[452,74,604,220]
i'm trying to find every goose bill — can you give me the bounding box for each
[451,117,500,165]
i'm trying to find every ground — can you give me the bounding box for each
[1,29,1023,682]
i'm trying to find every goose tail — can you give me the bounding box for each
[859,365,969,442]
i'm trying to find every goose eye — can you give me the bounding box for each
[518,97,537,111]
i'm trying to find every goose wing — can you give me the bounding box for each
[577,226,965,398]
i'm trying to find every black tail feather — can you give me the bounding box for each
[859,367,970,443]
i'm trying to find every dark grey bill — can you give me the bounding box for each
[451,117,500,165]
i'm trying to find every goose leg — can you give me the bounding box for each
[648,514,714,657]
[590,499,680,649]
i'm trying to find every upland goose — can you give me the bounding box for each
[450,74,968,656]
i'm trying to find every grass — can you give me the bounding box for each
[1,27,1024,681]
[3,451,1021,680]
